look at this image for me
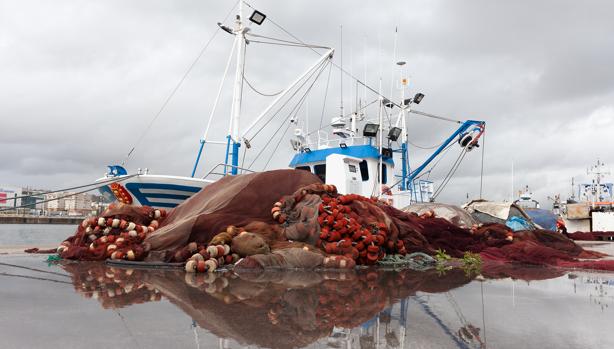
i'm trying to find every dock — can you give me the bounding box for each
[0,215,83,225]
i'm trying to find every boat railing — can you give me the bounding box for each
[201,163,256,180]
[307,132,367,150]
[383,190,414,209]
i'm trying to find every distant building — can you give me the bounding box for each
[21,187,45,211]
[64,193,92,216]
[1,185,104,216]
[44,193,66,213]
[0,185,22,211]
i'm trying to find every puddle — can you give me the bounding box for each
[1,254,614,348]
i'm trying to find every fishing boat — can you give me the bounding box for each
[97,1,486,210]
[559,160,614,232]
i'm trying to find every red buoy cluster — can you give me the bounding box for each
[317,194,406,265]
[56,207,167,261]
[272,185,407,266]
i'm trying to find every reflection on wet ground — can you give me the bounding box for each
[1,253,614,349]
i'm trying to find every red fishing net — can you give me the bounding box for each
[53,169,614,271]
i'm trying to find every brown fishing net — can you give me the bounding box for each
[53,169,614,271]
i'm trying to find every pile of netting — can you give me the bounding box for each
[567,231,614,241]
[53,169,614,272]
[56,205,167,261]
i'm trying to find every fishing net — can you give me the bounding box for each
[567,231,614,241]
[53,169,614,271]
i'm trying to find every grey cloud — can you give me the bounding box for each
[1,0,613,206]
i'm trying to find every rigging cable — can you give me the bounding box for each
[262,121,294,171]
[424,142,456,180]
[434,148,468,198]
[246,58,329,142]
[0,174,138,213]
[0,174,138,202]
[261,72,321,170]
[248,61,329,169]
[319,62,333,129]
[0,272,72,285]
[242,1,463,124]
[308,98,379,137]
[0,262,70,278]
[245,33,331,50]
[243,74,284,96]
[431,147,470,200]
[407,138,446,150]
[479,131,486,199]
[119,0,239,166]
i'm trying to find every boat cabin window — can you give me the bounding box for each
[348,164,357,173]
[296,166,311,172]
[314,164,326,183]
[359,160,369,181]
[378,164,388,184]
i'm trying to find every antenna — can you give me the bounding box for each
[363,35,367,118]
[339,25,344,118]
[389,26,398,100]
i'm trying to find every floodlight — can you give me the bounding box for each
[388,127,402,141]
[363,123,379,137]
[340,143,348,149]
[403,98,412,106]
[413,93,425,104]
[249,10,266,25]
[383,98,394,108]
[382,148,393,158]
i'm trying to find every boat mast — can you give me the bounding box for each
[392,61,409,192]
[226,1,246,175]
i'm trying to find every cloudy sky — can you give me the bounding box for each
[1,0,613,205]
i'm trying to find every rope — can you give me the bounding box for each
[119,0,239,166]
[0,272,72,285]
[246,58,329,142]
[261,71,323,170]
[382,102,392,128]
[0,262,70,278]
[409,109,463,124]
[377,252,436,271]
[407,139,445,150]
[479,131,486,199]
[0,174,138,202]
[319,62,333,130]
[262,97,310,170]
[0,174,138,212]
[248,60,328,169]
[423,142,456,180]
[246,32,332,50]
[243,74,284,96]
[262,121,293,171]
[431,147,469,200]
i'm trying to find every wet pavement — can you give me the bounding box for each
[2,249,614,349]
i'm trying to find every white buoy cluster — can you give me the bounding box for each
[180,242,240,273]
